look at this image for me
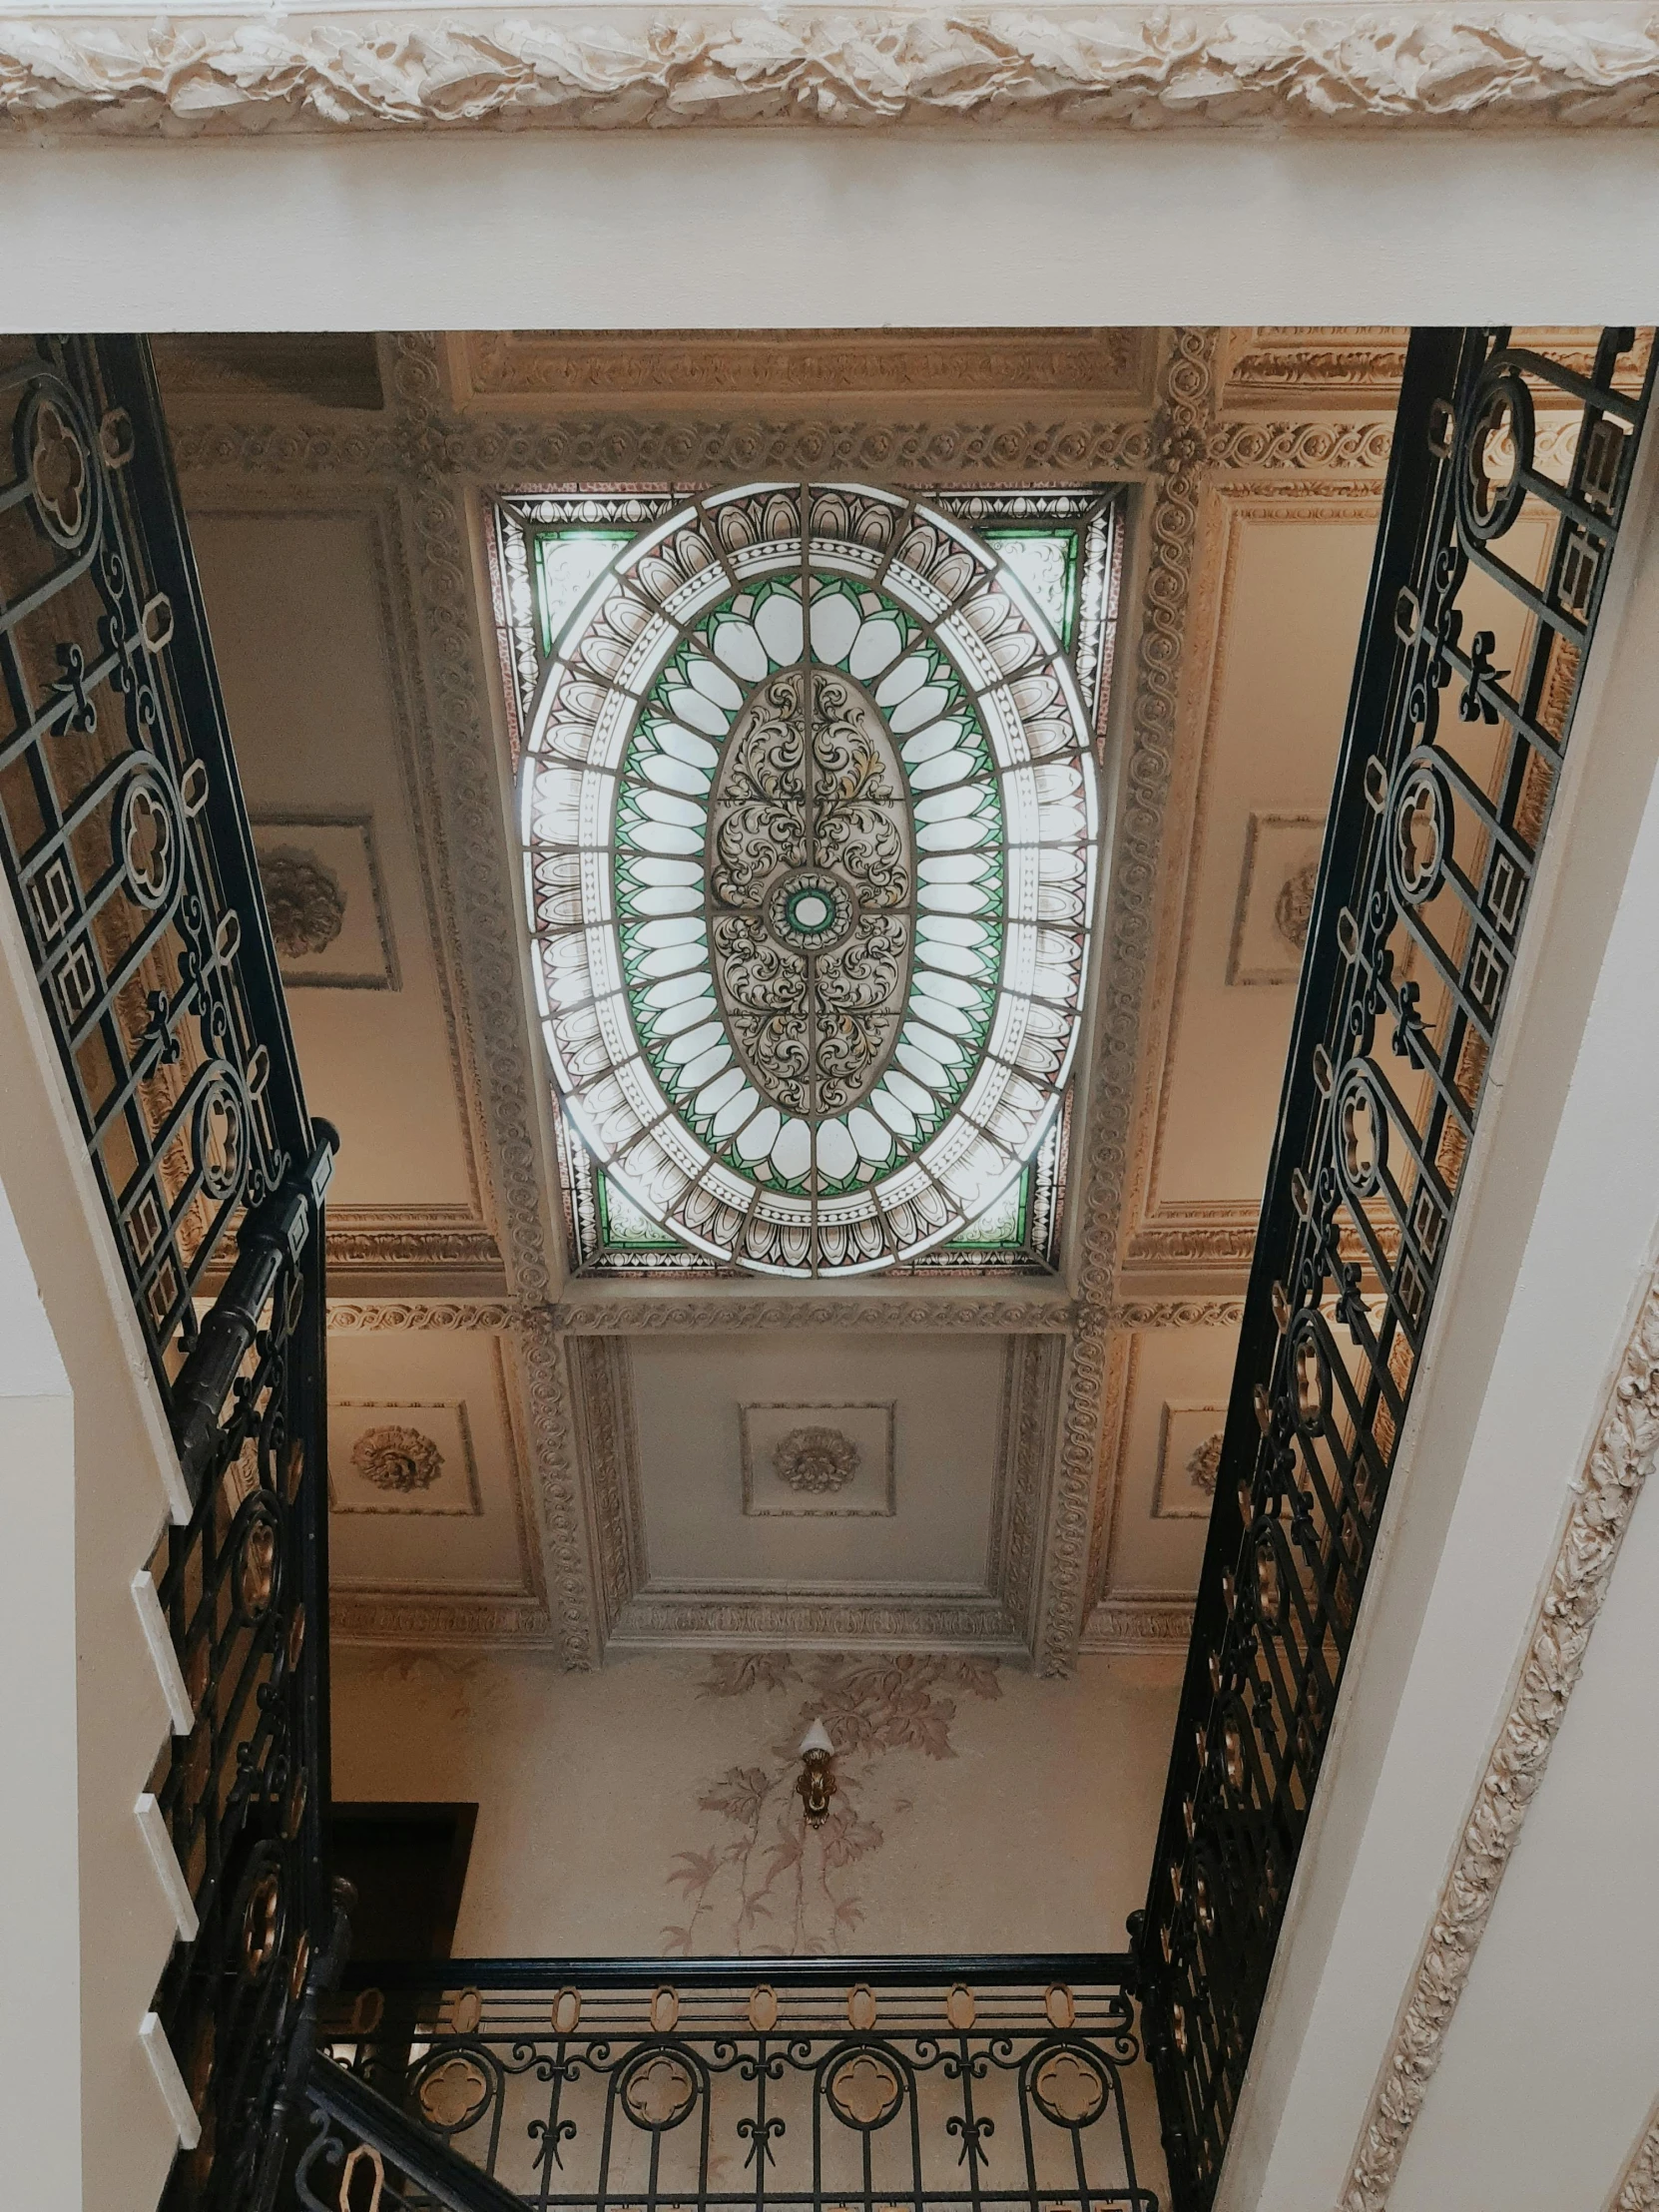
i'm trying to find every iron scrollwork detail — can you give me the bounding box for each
[1139,326,1657,2207]
[1,336,338,2209]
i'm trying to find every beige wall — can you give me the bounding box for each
[332,1647,1180,1958]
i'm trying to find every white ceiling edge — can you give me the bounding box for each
[6,119,1659,330]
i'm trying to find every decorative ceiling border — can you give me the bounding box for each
[1034,326,1218,1676]
[608,1587,1024,1653]
[1340,1272,1659,2211]
[327,1297,514,1330]
[331,1590,556,1643]
[1078,1597,1195,1652]
[6,11,1659,133]
[550,1295,1076,1333]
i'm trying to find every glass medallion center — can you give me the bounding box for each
[770,869,851,950]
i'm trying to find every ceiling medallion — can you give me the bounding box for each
[520,482,1099,1277]
[774,1424,859,1494]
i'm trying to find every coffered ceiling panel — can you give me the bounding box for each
[326,1327,537,1601]
[188,505,501,1292]
[629,1333,1005,1588]
[1145,502,1377,1225]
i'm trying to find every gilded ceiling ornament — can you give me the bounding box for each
[350,1423,445,1493]
[258,844,346,960]
[774,1424,860,1494]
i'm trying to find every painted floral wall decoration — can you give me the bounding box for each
[664,1652,1001,1956]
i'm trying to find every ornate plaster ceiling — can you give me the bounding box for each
[165,323,1546,1668]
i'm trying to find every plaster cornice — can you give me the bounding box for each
[6,11,1659,134]
[1341,1272,1659,2210]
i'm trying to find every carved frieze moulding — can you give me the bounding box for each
[550,1296,1076,1334]
[1341,1273,1659,2211]
[609,1589,1024,1653]
[327,1298,514,1331]
[6,11,1659,133]
[332,1591,555,1642]
[1078,1597,1195,1651]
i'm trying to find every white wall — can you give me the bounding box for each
[3,127,1659,330]
[0,1176,78,2208]
[0,888,193,2209]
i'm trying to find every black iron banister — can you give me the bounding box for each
[0,336,336,2208]
[310,1956,1156,2212]
[1137,326,1657,2206]
[340,1953,1141,1991]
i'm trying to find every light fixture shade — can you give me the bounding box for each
[799,1719,834,1758]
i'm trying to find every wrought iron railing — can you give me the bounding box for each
[304,1958,1157,2212]
[0,335,336,2207]
[1135,325,1657,2204]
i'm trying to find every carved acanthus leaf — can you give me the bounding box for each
[7,13,1659,133]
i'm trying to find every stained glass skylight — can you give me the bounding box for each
[499,482,1117,1278]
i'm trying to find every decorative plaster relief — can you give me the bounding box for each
[251,813,398,988]
[1227,811,1326,985]
[330,1398,483,1515]
[1153,1400,1228,1519]
[1342,1275,1659,2210]
[741,1402,895,1519]
[7,13,1659,134]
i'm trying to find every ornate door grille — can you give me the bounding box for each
[1137,325,1657,2205]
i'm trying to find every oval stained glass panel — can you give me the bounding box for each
[519,482,1099,1277]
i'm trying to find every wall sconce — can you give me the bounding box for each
[797,1719,836,1829]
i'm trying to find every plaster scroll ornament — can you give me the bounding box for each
[350,1423,445,1493]
[774,1423,860,1494]
[258,844,346,960]
[520,481,1097,1278]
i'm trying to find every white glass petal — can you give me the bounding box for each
[755,591,804,666]
[655,725,721,772]
[909,749,976,793]
[636,788,707,830]
[810,592,860,667]
[712,1083,761,1139]
[815,1117,858,1182]
[771,1117,812,1181]
[695,1065,748,1116]
[641,752,713,799]
[889,685,952,735]
[875,653,931,708]
[848,616,904,681]
[678,1041,733,1089]
[737,1105,783,1162]
[634,914,706,949]
[686,654,745,712]
[710,618,769,683]
[663,1019,725,1065]
[630,884,704,916]
[847,1105,894,1162]
[663,688,729,739]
